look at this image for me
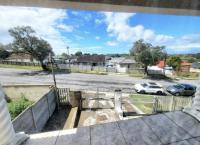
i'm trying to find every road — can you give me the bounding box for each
[0,68,198,93]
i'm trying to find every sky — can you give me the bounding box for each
[0,6,200,55]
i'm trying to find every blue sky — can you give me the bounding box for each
[0,6,200,55]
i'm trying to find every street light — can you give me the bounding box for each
[66,46,71,69]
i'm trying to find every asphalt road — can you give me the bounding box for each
[0,68,198,93]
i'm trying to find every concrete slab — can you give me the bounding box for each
[55,127,90,145]
[78,109,119,127]
[23,131,59,145]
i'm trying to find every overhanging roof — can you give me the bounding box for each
[0,0,200,16]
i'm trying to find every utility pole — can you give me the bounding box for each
[67,46,71,69]
[49,53,57,88]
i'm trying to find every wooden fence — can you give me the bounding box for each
[153,96,193,113]
[57,88,70,105]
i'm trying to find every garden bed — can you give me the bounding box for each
[8,96,33,120]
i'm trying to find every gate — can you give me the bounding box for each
[57,88,70,105]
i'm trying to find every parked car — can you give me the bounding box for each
[134,82,164,95]
[166,84,196,96]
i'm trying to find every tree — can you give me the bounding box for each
[0,44,10,59]
[75,51,82,56]
[167,56,182,71]
[130,39,167,74]
[9,26,53,70]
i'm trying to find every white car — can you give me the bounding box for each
[134,82,164,95]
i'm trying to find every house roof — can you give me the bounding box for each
[109,57,136,64]
[77,55,105,63]
[109,57,125,64]
[181,61,191,66]
[157,60,165,68]
[119,58,136,64]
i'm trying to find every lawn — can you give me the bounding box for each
[173,72,199,80]
[71,70,108,75]
[128,71,145,78]
[129,94,154,114]
[0,64,42,71]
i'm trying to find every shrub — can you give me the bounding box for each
[8,94,33,120]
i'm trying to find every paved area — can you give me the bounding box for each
[24,111,200,145]
[0,68,198,93]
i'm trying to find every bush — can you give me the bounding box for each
[8,95,33,120]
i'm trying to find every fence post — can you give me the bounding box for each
[152,96,158,113]
[46,95,51,117]
[170,96,175,111]
[30,107,38,132]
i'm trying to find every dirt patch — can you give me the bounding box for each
[3,85,50,101]
[42,106,71,132]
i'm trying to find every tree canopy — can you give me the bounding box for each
[75,51,83,56]
[0,44,10,60]
[167,56,182,71]
[9,26,53,70]
[130,39,167,74]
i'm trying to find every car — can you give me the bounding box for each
[134,82,164,95]
[166,84,196,96]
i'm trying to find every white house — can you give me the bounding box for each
[107,57,138,73]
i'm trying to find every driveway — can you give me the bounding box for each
[0,68,198,93]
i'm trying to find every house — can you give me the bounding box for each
[76,55,106,66]
[117,58,138,73]
[6,52,39,63]
[156,60,173,75]
[157,60,166,68]
[180,61,191,73]
[107,57,138,73]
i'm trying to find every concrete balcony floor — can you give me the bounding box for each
[23,111,200,145]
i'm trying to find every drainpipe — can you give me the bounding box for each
[0,85,29,145]
[183,75,200,121]
[114,89,123,119]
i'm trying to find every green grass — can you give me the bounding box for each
[72,70,108,75]
[174,72,199,80]
[128,71,145,78]
[8,95,33,120]
[129,94,154,114]
[0,64,42,71]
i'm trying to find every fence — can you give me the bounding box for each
[12,89,56,133]
[0,60,41,66]
[153,96,193,113]
[57,88,70,105]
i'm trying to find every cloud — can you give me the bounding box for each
[103,12,200,53]
[86,46,102,50]
[57,24,73,32]
[0,6,73,54]
[103,12,173,45]
[106,41,118,46]
[74,35,84,40]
